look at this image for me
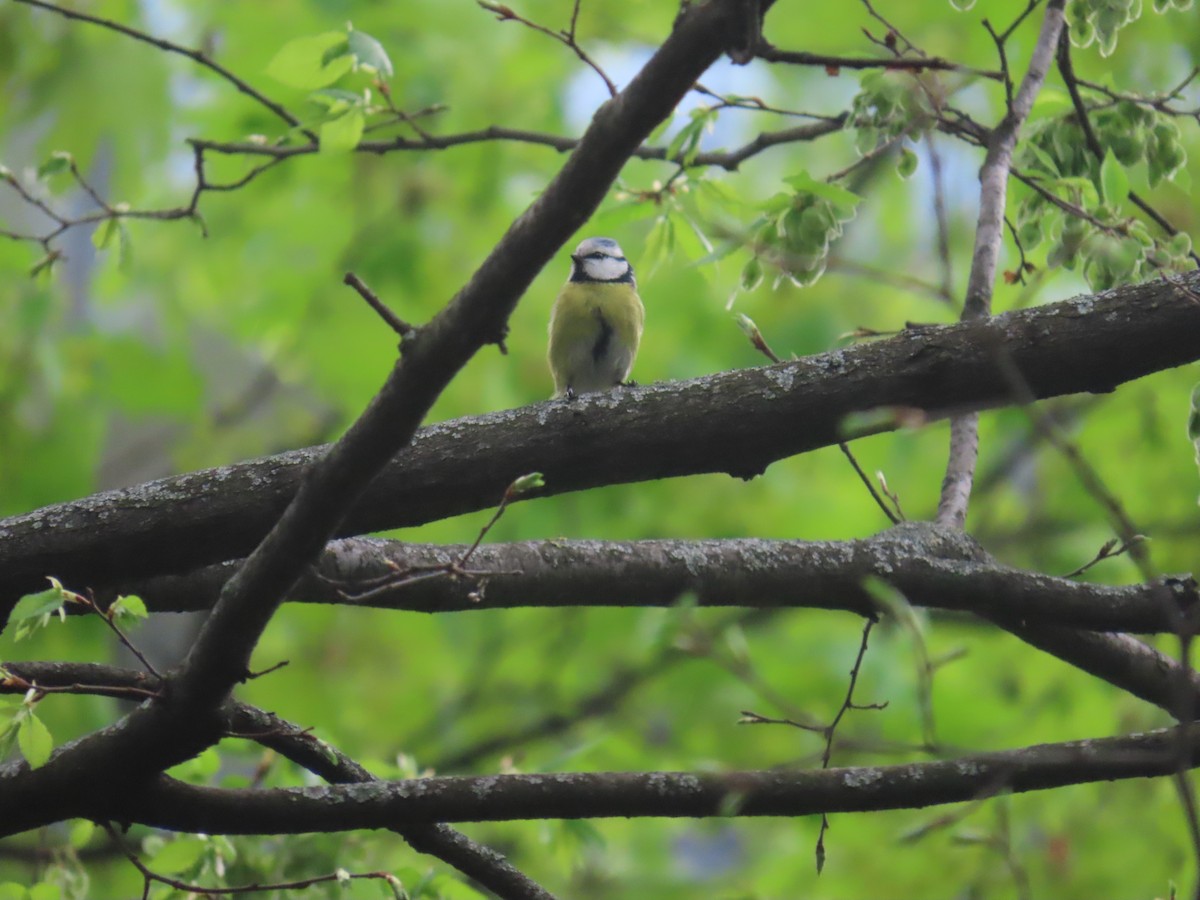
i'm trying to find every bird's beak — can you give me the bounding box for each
[570,254,582,264]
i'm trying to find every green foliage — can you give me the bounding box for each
[730,171,861,293]
[1066,0,1144,56]
[1014,101,1191,289]
[849,71,930,156]
[0,691,54,769]
[266,24,394,153]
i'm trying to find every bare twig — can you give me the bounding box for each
[11,0,304,133]
[343,272,415,338]
[742,617,886,873]
[755,42,1001,81]
[1061,535,1145,579]
[479,0,617,96]
[925,133,956,303]
[101,822,401,898]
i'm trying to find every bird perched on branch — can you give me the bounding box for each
[547,236,644,399]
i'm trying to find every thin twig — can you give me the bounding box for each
[11,0,305,133]
[925,133,956,304]
[343,272,415,337]
[839,444,901,524]
[479,0,617,97]
[755,42,1001,81]
[101,822,399,898]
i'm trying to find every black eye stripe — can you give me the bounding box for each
[585,253,625,261]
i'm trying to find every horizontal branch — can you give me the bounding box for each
[190,117,845,172]
[105,725,1200,835]
[126,525,1199,634]
[755,41,1002,80]
[3,272,1198,616]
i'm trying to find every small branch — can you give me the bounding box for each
[332,474,540,606]
[936,0,1065,529]
[925,133,956,304]
[735,315,899,526]
[754,42,1001,80]
[343,272,415,338]
[839,444,901,525]
[479,0,617,97]
[11,0,305,134]
[816,618,884,871]
[190,116,847,172]
[102,822,402,898]
[1061,535,1145,579]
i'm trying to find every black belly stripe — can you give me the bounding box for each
[591,308,613,364]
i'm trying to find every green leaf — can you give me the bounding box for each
[347,27,394,77]
[1023,141,1061,177]
[266,32,355,90]
[91,216,119,251]
[641,213,675,274]
[18,711,53,768]
[68,819,95,849]
[508,472,545,495]
[0,884,27,900]
[149,836,207,874]
[320,108,365,153]
[27,885,60,900]
[783,171,861,209]
[110,594,148,622]
[37,151,72,180]
[1099,150,1129,204]
[166,746,222,784]
[9,588,65,624]
[896,146,918,180]
[740,256,764,292]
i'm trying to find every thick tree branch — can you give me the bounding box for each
[3,272,1199,613]
[94,725,1200,835]
[124,527,1199,635]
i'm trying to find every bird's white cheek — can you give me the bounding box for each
[583,258,630,282]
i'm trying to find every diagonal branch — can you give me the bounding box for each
[11,0,305,133]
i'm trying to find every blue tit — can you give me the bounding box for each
[547,236,645,399]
